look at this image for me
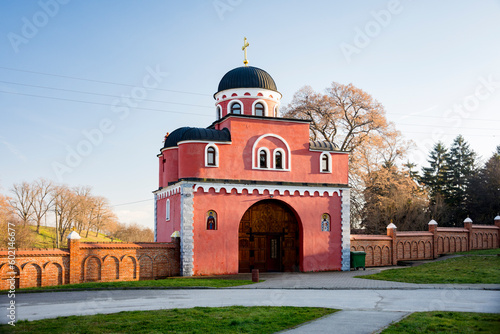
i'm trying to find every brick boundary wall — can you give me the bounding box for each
[0,232,180,290]
[350,216,500,267]
[1,217,499,288]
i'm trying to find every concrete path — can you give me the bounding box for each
[221,268,500,290]
[280,310,409,334]
[3,289,499,331]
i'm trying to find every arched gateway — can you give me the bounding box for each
[238,200,300,273]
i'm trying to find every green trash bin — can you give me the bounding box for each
[350,251,366,271]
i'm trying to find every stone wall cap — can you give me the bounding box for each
[463,217,473,223]
[67,231,81,240]
[428,220,438,225]
[387,223,397,229]
[494,215,500,221]
[171,231,180,238]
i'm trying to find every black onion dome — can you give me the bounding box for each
[309,140,340,151]
[216,66,278,96]
[163,127,231,149]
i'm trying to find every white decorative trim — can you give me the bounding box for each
[274,104,279,117]
[257,147,271,168]
[154,184,181,199]
[252,133,292,171]
[228,99,244,115]
[340,188,351,271]
[166,199,170,221]
[320,152,332,173]
[204,143,219,167]
[154,193,157,242]
[180,183,195,276]
[193,182,344,197]
[252,99,268,116]
[215,88,282,104]
[67,231,81,240]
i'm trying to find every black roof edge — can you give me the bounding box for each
[163,178,349,189]
[208,113,311,129]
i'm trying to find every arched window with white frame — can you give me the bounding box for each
[216,105,222,120]
[274,148,285,169]
[274,105,278,117]
[166,199,170,221]
[320,152,331,173]
[258,147,270,168]
[254,102,265,116]
[230,101,242,114]
[205,144,219,167]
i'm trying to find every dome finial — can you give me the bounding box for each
[242,37,249,66]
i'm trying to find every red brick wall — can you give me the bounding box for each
[351,223,499,267]
[0,238,180,290]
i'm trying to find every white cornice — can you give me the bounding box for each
[154,184,182,199]
[193,181,343,197]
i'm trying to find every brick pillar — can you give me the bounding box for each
[387,223,397,265]
[464,217,473,251]
[428,219,438,259]
[494,215,500,248]
[67,231,81,284]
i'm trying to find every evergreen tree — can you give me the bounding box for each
[420,142,450,202]
[445,135,477,226]
[467,146,500,223]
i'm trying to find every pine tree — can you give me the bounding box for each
[467,146,500,223]
[420,142,450,202]
[445,135,477,226]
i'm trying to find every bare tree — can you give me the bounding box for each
[0,193,36,248]
[53,185,79,247]
[282,83,412,228]
[9,182,34,226]
[31,178,54,234]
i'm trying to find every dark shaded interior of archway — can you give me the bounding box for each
[239,200,299,273]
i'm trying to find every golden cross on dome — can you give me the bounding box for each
[242,37,249,66]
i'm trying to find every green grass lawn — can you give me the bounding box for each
[3,277,256,293]
[382,311,500,333]
[453,248,500,255]
[358,255,500,284]
[2,306,338,333]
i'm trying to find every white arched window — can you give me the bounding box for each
[229,101,242,114]
[251,134,291,171]
[166,199,170,221]
[205,144,219,167]
[216,105,222,120]
[254,102,265,116]
[274,148,285,169]
[274,105,278,117]
[320,152,332,173]
[258,147,270,168]
[252,100,268,116]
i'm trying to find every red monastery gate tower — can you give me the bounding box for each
[154,44,350,276]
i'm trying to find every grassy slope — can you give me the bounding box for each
[358,255,500,284]
[29,225,121,248]
[2,306,338,333]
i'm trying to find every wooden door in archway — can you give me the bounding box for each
[238,200,299,273]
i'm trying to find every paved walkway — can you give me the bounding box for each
[4,289,499,333]
[218,267,500,290]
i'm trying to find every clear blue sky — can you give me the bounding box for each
[1,0,499,228]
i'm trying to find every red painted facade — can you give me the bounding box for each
[154,66,351,276]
